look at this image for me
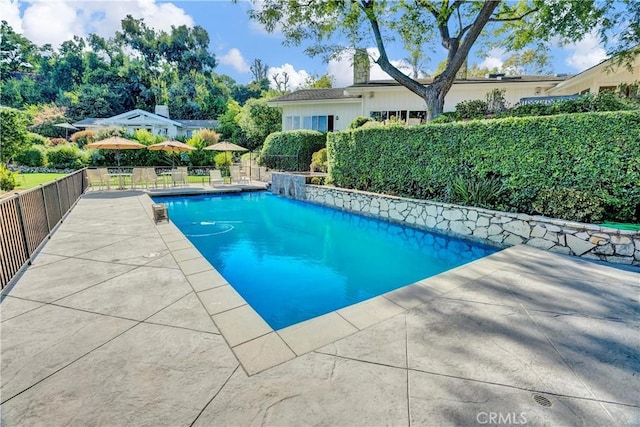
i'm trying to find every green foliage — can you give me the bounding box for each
[25,104,70,138]
[533,188,606,223]
[310,148,328,172]
[96,127,125,140]
[505,92,634,118]
[0,107,31,165]
[238,97,282,151]
[0,166,18,191]
[430,112,459,124]
[15,145,47,167]
[455,99,488,119]
[310,176,325,185]
[349,116,374,129]
[486,88,508,114]
[214,152,232,176]
[27,132,50,146]
[70,130,96,148]
[328,111,640,222]
[259,130,326,171]
[449,175,506,209]
[46,144,88,169]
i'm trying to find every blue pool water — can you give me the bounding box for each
[155,192,497,329]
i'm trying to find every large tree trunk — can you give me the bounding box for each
[424,79,452,121]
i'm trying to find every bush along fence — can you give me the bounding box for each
[327,110,640,224]
[271,173,639,266]
[0,169,87,288]
[258,130,326,172]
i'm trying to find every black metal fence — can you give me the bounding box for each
[0,169,87,289]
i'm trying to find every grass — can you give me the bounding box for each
[15,173,67,190]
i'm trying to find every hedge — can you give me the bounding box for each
[327,110,640,222]
[15,145,47,167]
[258,130,326,171]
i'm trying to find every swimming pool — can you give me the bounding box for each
[155,192,497,329]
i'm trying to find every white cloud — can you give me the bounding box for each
[13,0,194,48]
[327,47,426,87]
[219,48,250,73]
[0,0,23,32]
[478,48,505,71]
[268,63,310,90]
[564,32,607,71]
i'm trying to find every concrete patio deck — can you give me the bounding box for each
[1,190,638,426]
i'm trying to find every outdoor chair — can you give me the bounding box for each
[209,169,225,187]
[145,168,159,189]
[87,169,109,190]
[230,166,250,184]
[96,168,113,189]
[171,169,187,187]
[131,168,146,189]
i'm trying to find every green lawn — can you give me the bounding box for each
[15,173,67,190]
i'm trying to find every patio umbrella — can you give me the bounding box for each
[203,141,248,152]
[147,140,195,168]
[54,122,79,139]
[85,136,146,171]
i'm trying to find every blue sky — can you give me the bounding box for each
[1,0,610,89]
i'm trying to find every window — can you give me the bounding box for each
[370,110,408,123]
[293,116,300,129]
[285,116,293,130]
[299,115,332,132]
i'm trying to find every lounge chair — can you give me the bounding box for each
[230,166,250,184]
[131,168,146,189]
[97,168,113,188]
[87,169,110,190]
[171,169,187,187]
[145,168,159,189]
[209,169,225,187]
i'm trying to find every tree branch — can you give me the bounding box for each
[488,8,538,23]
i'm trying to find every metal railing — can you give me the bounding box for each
[0,169,87,289]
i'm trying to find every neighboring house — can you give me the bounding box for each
[269,53,640,132]
[72,106,217,138]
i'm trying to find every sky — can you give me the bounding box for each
[1,0,610,90]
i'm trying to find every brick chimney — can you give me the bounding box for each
[353,48,370,84]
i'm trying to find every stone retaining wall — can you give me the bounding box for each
[271,174,639,266]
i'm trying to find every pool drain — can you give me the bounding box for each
[533,394,552,407]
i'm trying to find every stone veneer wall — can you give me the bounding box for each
[270,174,640,266]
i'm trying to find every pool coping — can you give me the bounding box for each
[146,193,515,375]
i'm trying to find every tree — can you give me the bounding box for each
[237,98,282,151]
[302,73,334,89]
[250,59,269,81]
[272,72,290,93]
[0,108,31,165]
[248,0,640,120]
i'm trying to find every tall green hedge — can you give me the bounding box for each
[328,111,640,222]
[258,130,326,171]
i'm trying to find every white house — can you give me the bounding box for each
[268,53,640,132]
[73,106,217,138]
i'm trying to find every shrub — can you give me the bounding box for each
[258,130,326,171]
[310,148,328,172]
[214,152,232,176]
[70,130,96,148]
[456,99,488,119]
[27,132,50,146]
[449,174,506,209]
[430,112,459,124]
[327,111,640,222]
[533,188,606,223]
[505,92,634,118]
[15,145,47,167]
[349,116,374,129]
[46,144,87,169]
[0,166,18,191]
[310,176,325,185]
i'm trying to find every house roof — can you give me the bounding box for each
[350,75,570,88]
[101,109,184,127]
[73,118,101,127]
[175,119,218,128]
[269,88,362,103]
